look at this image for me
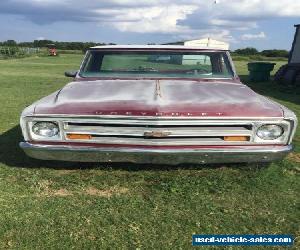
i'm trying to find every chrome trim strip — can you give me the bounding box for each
[27,117,260,126]
[27,114,284,120]
[277,104,298,144]
[77,51,89,77]
[63,137,251,146]
[20,142,293,164]
[226,51,238,78]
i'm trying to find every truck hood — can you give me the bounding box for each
[34,79,283,117]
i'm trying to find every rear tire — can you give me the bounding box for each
[274,64,288,83]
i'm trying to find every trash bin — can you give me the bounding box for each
[247,62,276,82]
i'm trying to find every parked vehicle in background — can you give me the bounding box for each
[47,44,57,56]
[20,45,297,164]
[0,46,40,59]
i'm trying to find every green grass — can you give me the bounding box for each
[232,55,288,62]
[0,55,299,249]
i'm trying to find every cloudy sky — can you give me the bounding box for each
[0,0,299,50]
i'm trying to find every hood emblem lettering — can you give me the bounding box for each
[155,80,163,99]
[144,131,171,138]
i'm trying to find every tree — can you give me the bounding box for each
[33,39,54,48]
[3,40,17,46]
[261,49,289,58]
[234,47,259,55]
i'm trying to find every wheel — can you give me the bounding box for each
[274,64,288,83]
[281,69,297,86]
[294,72,300,86]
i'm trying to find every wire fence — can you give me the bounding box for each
[0,47,41,59]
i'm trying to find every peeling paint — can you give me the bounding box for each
[33,79,283,117]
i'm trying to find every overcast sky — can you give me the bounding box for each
[0,0,299,50]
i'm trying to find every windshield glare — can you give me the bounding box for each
[80,50,234,79]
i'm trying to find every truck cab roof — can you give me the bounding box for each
[90,45,229,51]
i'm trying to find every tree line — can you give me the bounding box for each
[0,39,115,52]
[232,47,289,58]
[0,40,290,58]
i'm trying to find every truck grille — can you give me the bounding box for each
[62,120,254,145]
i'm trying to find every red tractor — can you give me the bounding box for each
[47,44,58,56]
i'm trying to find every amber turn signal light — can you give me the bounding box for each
[66,134,92,140]
[224,136,249,141]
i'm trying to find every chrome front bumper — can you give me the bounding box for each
[20,142,293,165]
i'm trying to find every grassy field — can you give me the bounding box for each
[0,54,299,249]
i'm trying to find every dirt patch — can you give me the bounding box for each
[287,153,300,163]
[84,186,129,197]
[37,179,53,191]
[55,170,78,176]
[36,180,73,197]
[38,186,128,198]
[52,188,73,197]
[40,188,73,197]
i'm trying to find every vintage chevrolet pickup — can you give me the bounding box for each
[20,45,297,164]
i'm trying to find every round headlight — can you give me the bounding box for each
[32,122,59,137]
[256,124,283,140]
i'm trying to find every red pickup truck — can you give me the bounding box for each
[20,45,297,164]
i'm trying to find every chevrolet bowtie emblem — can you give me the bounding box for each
[144,131,171,138]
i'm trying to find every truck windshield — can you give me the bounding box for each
[79,50,234,79]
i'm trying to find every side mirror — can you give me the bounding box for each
[65,71,78,77]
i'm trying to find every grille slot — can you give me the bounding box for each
[67,122,252,129]
[63,121,253,145]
